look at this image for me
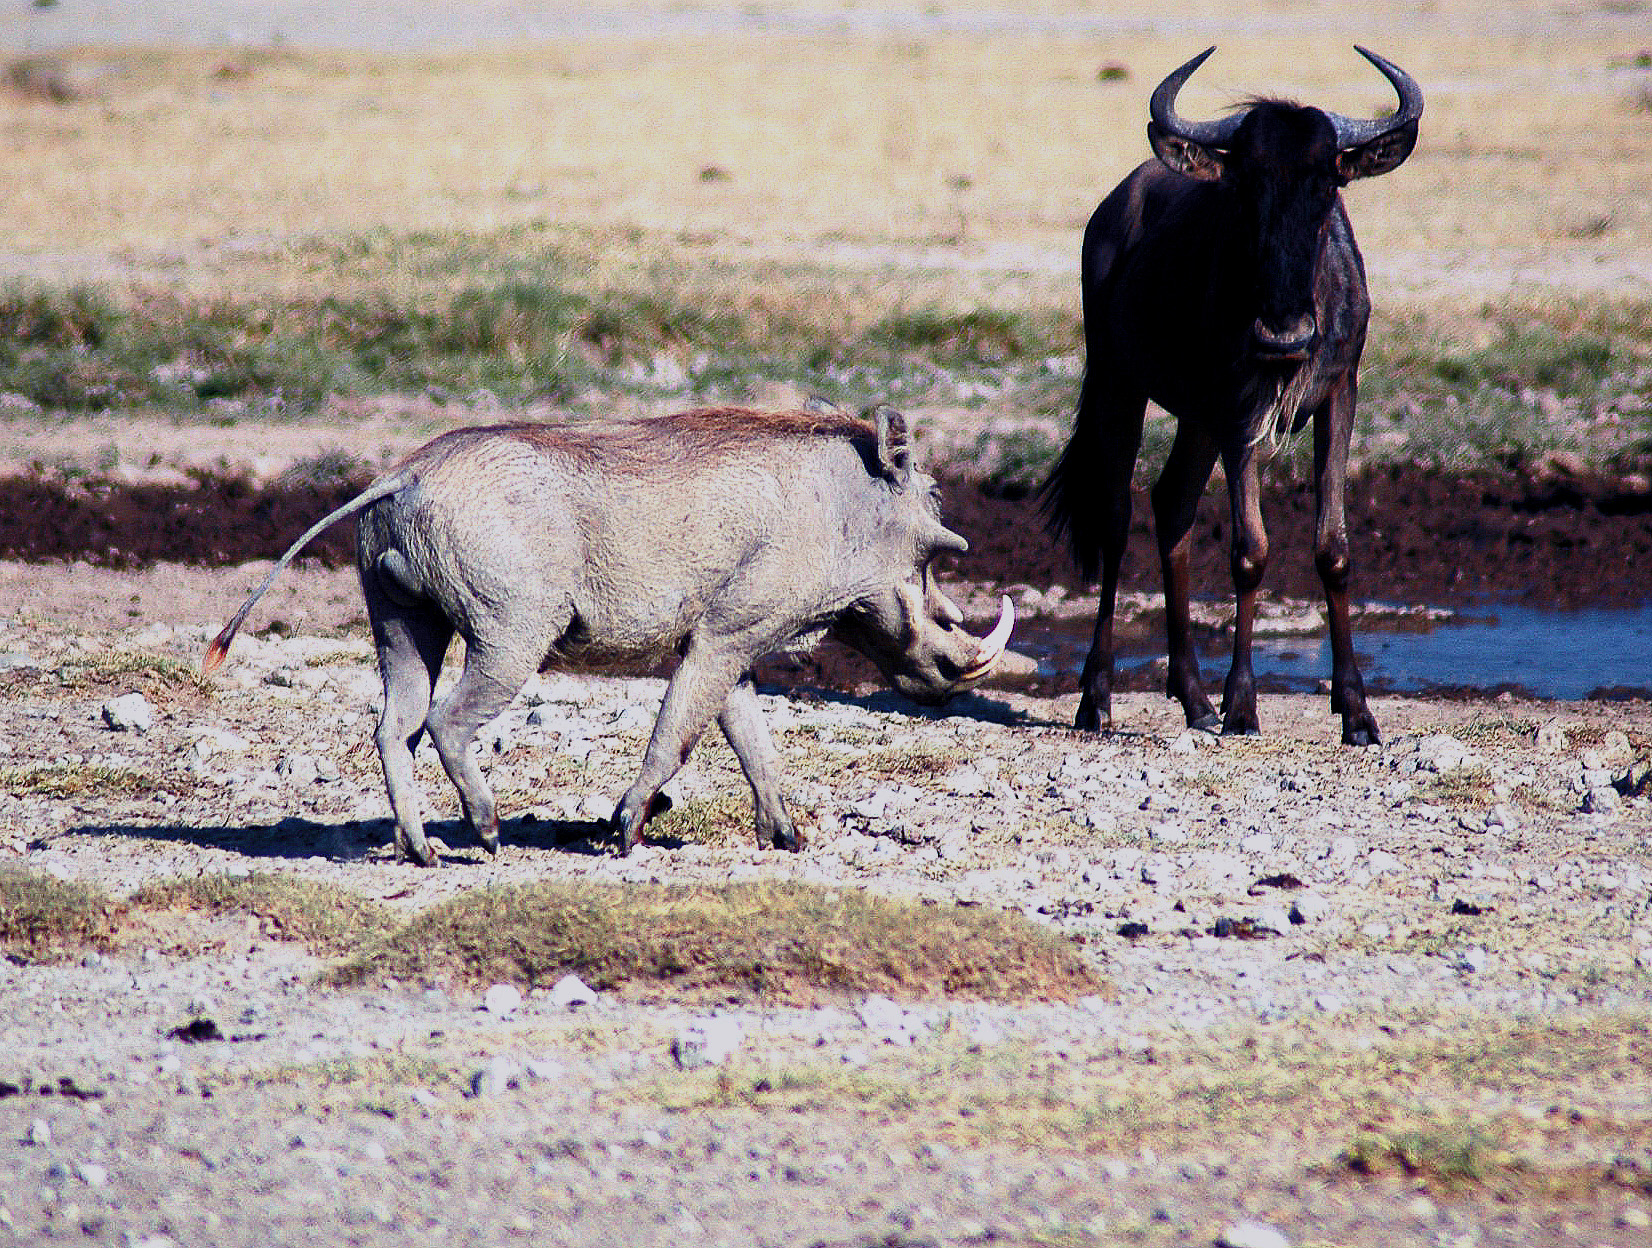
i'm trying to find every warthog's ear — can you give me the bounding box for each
[872,404,911,486]
[1336,121,1418,181]
[1148,123,1226,182]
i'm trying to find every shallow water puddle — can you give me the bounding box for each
[1019,603,1652,700]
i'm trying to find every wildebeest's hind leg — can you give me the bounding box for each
[1312,382,1381,746]
[717,675,800,851]
[1151,419,1222,731]
[424,638,540,856]
[1218,444,1269,736]
[367,592,453,867]
[1048,373,1147,732]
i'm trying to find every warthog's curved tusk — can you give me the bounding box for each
[958,595,1015,682]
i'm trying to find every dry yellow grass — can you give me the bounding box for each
[4,2,1648,316]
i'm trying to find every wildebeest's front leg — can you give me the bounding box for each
[1313,381,1381,745]
[717,675,801,851]
[612,640,749,854]
[1151,420,1222,731]
[1219,442,1269,735]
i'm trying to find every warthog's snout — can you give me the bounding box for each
[838,585,1015,706]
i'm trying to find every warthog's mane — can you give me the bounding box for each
[403,408,879,473]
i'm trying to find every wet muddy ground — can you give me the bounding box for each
[5,461,1647,608]
[5,458,1648,700]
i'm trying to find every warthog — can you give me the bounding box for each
[204,406,1013,865]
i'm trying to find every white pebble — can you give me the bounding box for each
[1218,1222,1290,1248]
[547,974,598,1009]
[672,1017,744,1070]
[100,693,152,733]
[482,983,523,1018]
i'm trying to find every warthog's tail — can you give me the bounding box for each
[201,472,412,675]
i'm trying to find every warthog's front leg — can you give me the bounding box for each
[717,675,800,851]
[612,643,747,855]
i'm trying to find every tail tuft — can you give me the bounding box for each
[201,627,233,676]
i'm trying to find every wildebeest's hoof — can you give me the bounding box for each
[1074,698,1105,733]
[1190,712,1221,734]
[1343,721,1380,747]
[478,821,500,856]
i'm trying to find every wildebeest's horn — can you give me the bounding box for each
[1149,46,1244,150]
[1326,47,1425,148]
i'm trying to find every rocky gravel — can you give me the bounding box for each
[1,590,1650,1247]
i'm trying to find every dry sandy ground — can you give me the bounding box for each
[1,546,1650,1247]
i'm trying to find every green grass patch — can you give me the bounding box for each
[129,872,397,956]
[861,307,1068,367]
[323,880,1102,1004]
[0,867,121,961]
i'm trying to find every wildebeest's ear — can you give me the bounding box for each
[1336,122,1418,181]
[873,404,911,485]
[1148,122,1225,182]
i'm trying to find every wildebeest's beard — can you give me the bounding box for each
[1240,355,1317,451]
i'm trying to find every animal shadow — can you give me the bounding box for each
[63,813,617,865]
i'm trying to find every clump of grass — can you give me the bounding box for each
[1416,768,1497,809]
[323,880,1101,1004]
[1343,1124,1507,1188]
[646,796,751,847]
[0,867,121,962]
[858,744,959,780]
[53,650,210,694]
[276,448,373,490]
[129,872,397,955]
[0,762,154,799]
[968,424,1066,495]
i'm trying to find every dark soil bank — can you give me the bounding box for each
[4,463,1647,610]
[949,463,1652,611]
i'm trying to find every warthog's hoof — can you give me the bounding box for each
[760,821,803,852]
[400,842,439,868]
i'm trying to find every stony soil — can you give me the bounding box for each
[0,409,1650,1246]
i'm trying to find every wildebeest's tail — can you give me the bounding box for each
[201,472,411,675]
[1037,410,1103,585]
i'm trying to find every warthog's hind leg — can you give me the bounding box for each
[425,640,536,856]
[369,597,453,867]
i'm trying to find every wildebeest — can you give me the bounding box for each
[1042,46,1422,745]
[204,407,1013,864]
